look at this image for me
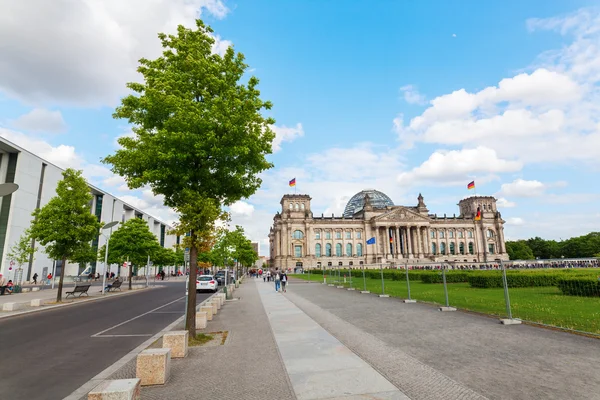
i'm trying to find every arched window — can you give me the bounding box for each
[325,243,332,257]
[432,243,437,255]
[301,203,305,210]
[294,203,299,210]
[315,243,322,257]
[346,243,352,257]
[459,242,465,255]
[450,242,455,255]
[289,203,293,210]
[440,242,446,255]
[468,242,474,255]
[336,243,342,257]
[293,230,304,239]
[356,243,363,256]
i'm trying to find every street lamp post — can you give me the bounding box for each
[101,221,119,294]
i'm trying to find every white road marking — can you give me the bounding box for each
[94,334,153,338]
[91,296,184,337]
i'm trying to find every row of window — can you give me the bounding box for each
[431,242,495,255]
[292,230,363,240]
[289,203,306,211]
[313,243,363,257]
[430,229,495,239]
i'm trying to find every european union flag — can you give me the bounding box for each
[366,237,376,245]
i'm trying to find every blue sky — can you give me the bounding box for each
[1,0,599,255]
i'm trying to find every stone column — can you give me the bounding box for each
[416,226,422,258]
[395,226,401,259]
[406,225,413,258]
[445,229,450,258]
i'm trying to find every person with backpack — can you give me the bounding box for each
[274,268,281,292]
[281,271,288,293]
[32,272,38,285]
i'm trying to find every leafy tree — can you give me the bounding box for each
[6,228,36,284]
[102,218,161,289]
[29,169,102,302]
[505,240,535,260]
[103,20,275,335]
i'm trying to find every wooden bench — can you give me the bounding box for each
[65,284,91,298]
[107,280,122,292]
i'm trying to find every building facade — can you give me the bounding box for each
[0,136,178,281]
[268,189,508,270]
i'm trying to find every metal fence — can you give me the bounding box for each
[310,258,600,336]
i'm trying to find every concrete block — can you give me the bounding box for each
[196,311,207,329]
[88,379,141,400]
[32,287,40,292]
[162,330,188,358]
[212,298,221,310]
[2,302,21,311]
[347,288,356,291]
[136,348,171,386]
[21,288,31,293]
[404,299,417,303]
[200,305,213,320]
[378,294,390,298]
[439,307,457,312]
[209,300,218,314]
[500,319,522,325]
[360,291,370,294]
[327,284,335,287]
[30,299,45,307]
[336,286,345,289]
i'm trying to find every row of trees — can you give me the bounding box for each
[505,232,600,260]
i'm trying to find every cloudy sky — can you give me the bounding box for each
[1,0,599,256]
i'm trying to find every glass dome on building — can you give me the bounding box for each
[343,189,394,218]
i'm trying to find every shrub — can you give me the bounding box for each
[557,278,600,297]
[421,272,470,284]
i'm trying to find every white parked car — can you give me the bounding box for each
[196,275,218,293]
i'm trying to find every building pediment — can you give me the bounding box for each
[371,207,430,224]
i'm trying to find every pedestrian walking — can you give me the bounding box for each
[274,268,281,292]
[281,271,288,292]
[46,273,52,285]
[32,272,38,285]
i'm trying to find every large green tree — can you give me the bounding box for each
[505,240,535,260]
[29,169,101,302]
[103,20,275,335]
[100,218,161,289]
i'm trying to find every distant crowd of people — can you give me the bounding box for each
[257,268,288,293]
[391,259,600,271]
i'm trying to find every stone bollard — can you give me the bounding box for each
[32,287,40,292]
[30,299,44,307]
[196,311,207,329]
[162,330,188,358]
[209,300,218,315]
[136,348,171,386]
[217,294,225,306]
[2,302,21,311]
[200,305,213,320]
[212,297,221,310]
[88,379,141,400]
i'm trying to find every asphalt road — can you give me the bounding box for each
[0,281,214,400]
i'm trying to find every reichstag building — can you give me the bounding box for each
[268,189,508,270]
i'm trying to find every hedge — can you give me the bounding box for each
[557,278,600,297]
[467,270,599,288]
[421,272,470,284]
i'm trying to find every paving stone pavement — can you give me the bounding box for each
[107,279,297,400]
[284,279,600,400]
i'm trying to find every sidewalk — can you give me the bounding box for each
[0,283,155,318]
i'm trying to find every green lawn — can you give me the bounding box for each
[293,273,600,335]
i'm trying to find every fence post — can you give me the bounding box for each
[379,263,389,297]
[361,264,368,293]
[500,260,521,325]
[348,267,354,290]
[439,263,456,311]
[404,263,416,303]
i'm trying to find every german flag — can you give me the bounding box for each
[289,178,296,187]
[467,181,475,190]
[474,206,482,221]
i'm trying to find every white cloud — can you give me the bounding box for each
[452,33,457,38]
[496,197,517,208]
[229,201,254,217]
[397,147,522,186]
[399,85,427,105]
[498,179,546,198]
[118,188,179,225]
[211,34,232,56]
[271,123,304,152]
[507,217,525,226]
[11,108,67,133]
[0,0,229,107]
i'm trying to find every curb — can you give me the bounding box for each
[0,286,160,320]
[63,289,222,400]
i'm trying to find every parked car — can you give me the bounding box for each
[215,270,235,285]
[196,275,218,292]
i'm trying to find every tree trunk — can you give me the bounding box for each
[57,256,67,303]
[128,262,133,290]
[185,232,198,338]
